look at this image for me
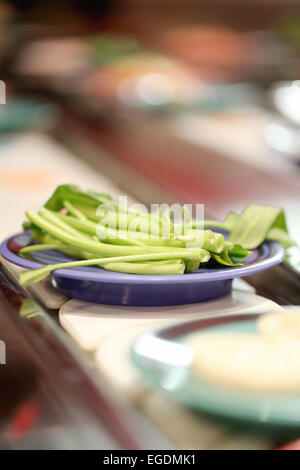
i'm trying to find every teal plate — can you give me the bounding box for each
[132,313,300,439]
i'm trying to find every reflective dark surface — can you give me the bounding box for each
[0,264,168,449]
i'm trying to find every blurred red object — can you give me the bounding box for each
[277,439,300,450]
[160,26,254,67]
[4,401,41,440]
[158,25,259,80]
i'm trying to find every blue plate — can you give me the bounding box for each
[0,232,284,306]
[132,313,300,438]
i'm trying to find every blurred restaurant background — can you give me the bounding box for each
[0,0,300,450]
[1,0,300,240]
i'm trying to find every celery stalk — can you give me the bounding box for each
[26,211,204,258]
[178,229,224,253]
[19,249,210,287]
[63,200,88,221]
[101,260,185,275]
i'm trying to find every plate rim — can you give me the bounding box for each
[131,313,300,431]
[0,233,284,285]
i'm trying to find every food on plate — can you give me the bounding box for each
[203,204,294,250]
[18,185,247,286]
[187,332,300,393]
[258,310,300,344]
[187,311,300,394]
[16,184,293,287]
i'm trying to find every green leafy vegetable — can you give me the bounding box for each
[205,205,295,250]
[228,205,293,249]
[20,185,291,287]
[44,184,112,211]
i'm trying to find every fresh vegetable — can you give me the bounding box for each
[206,205,295,249]
[19,250,209,287]
[18,184,293,287]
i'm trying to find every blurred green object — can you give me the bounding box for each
[0,99,59,132]
[90,34,143,65]
[273,15,300,48]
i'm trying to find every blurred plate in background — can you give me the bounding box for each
[132,313,300,439]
